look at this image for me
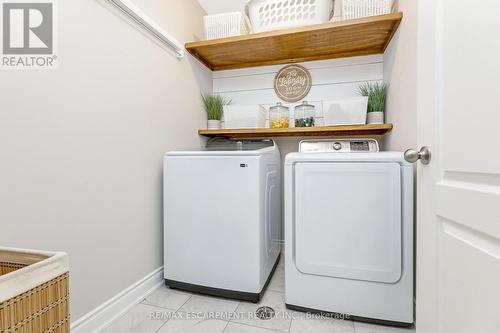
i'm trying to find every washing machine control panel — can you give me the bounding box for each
[299,139,379,153]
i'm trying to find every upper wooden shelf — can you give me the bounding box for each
[186,13,402,71]
[198,124,393,138]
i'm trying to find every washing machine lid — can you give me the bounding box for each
[293,161,403,284]
[206,139,274,151]
[167,139,276,156]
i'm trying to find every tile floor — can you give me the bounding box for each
[101,257,415,333]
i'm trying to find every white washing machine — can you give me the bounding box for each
[285,139,414,327]
[164,139,281,302]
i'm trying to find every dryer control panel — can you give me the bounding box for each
[299,139,379,153]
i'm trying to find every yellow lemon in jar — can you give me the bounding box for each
[271,117,289,129]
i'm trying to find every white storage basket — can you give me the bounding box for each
[223,105,267,129]
[204,12,250,40]
[246,0,335,33]
[323,97,368,126]
[342,0,394,20]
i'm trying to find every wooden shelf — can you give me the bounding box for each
[198,124,393,138]
[186,13,402,71]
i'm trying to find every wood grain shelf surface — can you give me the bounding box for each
[186,13,402,71]
[198,124,393,138]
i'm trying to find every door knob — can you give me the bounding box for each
[404,147,432,165]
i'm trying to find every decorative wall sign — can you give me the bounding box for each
[274,64,312,102]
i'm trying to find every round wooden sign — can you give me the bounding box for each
[274,64,312,102]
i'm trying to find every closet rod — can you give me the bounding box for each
[107,0,185,58]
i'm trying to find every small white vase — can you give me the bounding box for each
[367,112,384,124]
[207,120,220,130]
[207,120,221,130]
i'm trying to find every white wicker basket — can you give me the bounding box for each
[223,105,267,129]
[203,12,250,40]
[246,0,335,33]
[342,0,394,20]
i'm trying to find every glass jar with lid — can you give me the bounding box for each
[294,101,315,127]
[269,102,290,129]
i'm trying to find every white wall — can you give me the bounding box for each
[0,0,210,320]
[383,0,418,151]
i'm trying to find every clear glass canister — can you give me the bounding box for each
[294,101,315,127]
[269,102,290,128]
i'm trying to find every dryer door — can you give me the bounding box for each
[294,162,402,283]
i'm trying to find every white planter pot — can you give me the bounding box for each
[207,120,221,130]
[367,112,384,124]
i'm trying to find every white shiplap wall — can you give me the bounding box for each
[214,55,383,102]
[213,54,384,155]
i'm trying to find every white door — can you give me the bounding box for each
[416,0,500,332]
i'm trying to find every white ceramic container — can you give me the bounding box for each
[207,120,221,130]
[367,111,384,124]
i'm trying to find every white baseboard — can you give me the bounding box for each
[71,266,164,333]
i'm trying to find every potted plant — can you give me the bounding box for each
[202,94,230,130]
[358,82,388,124]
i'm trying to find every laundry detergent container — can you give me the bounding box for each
[0,247,69,333]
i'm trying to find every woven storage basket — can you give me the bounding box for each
[0,248,69,333]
